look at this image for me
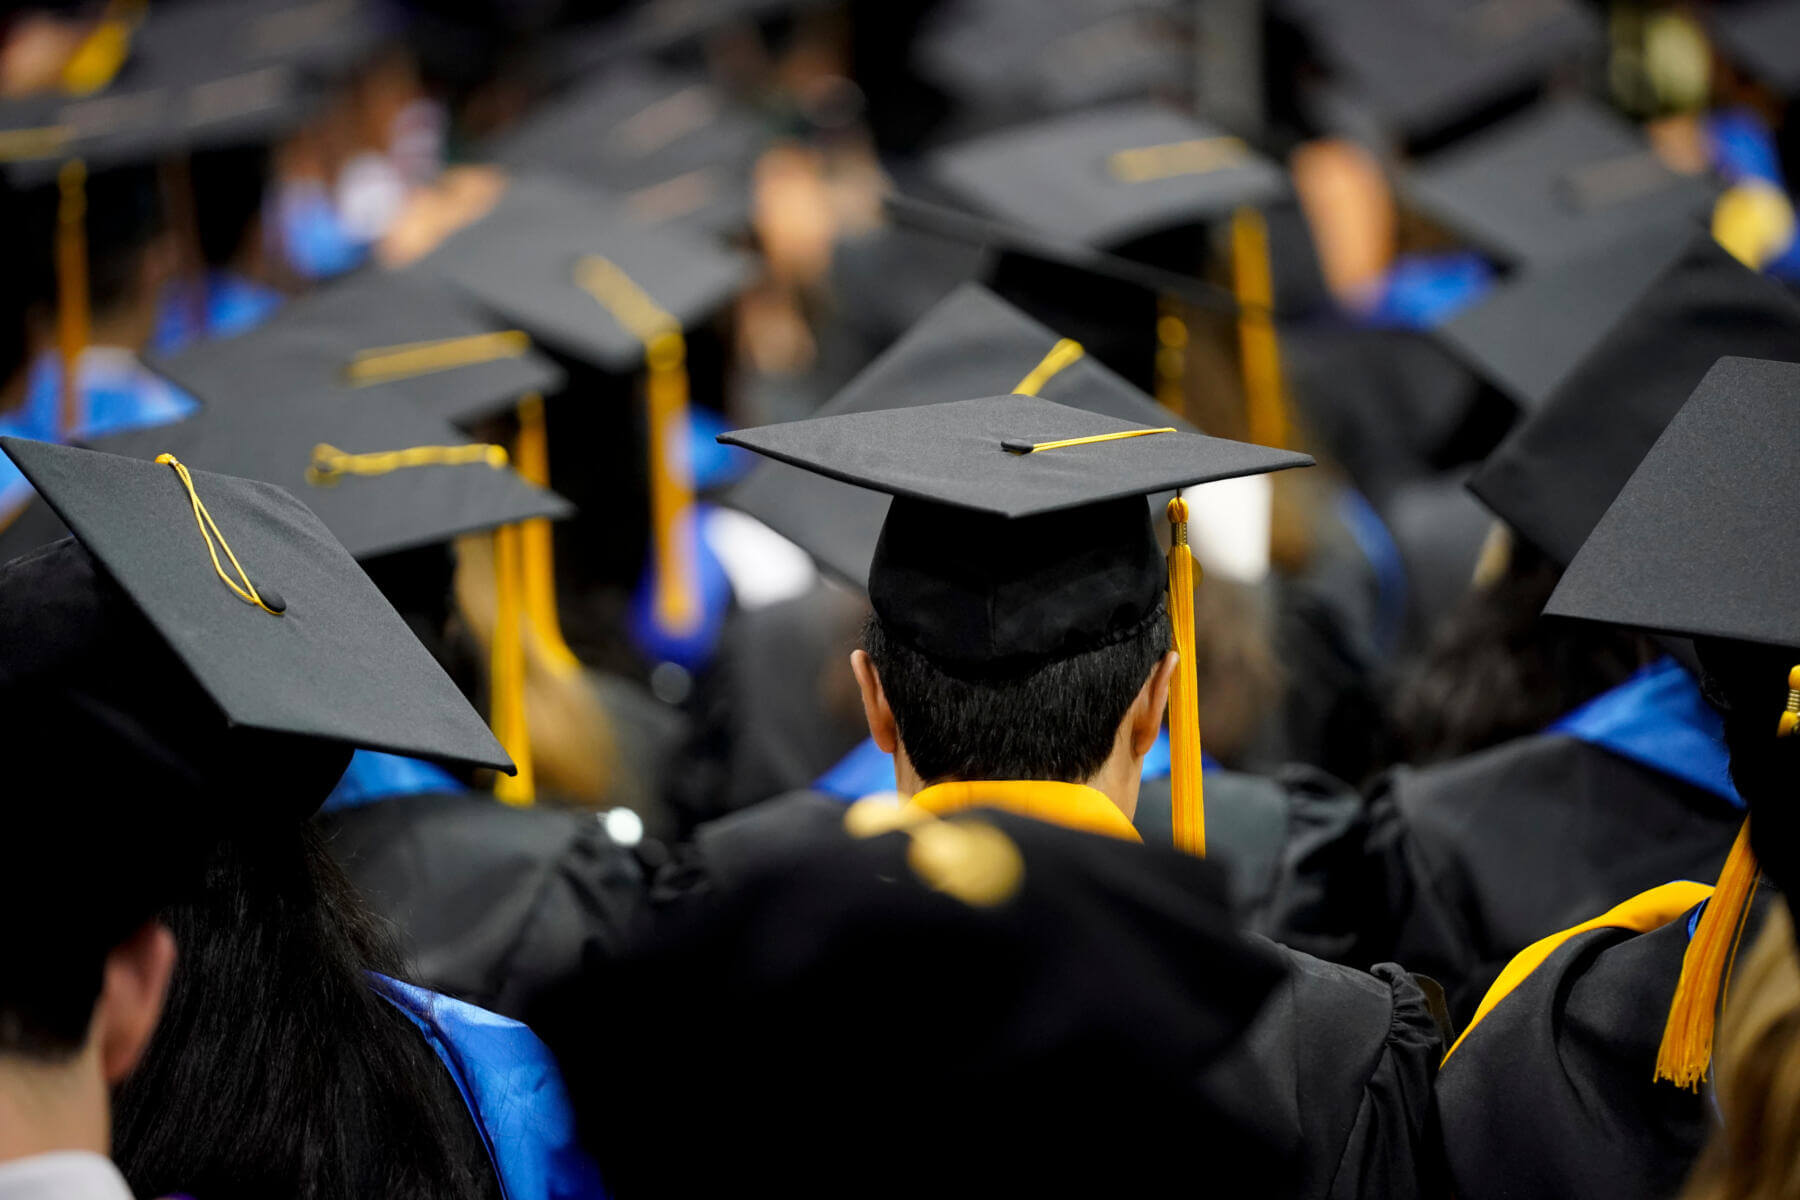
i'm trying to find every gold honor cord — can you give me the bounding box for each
[344,331,533,387]
[1108,136,1249,184]
[1165,496,1205,856]
[1012,338,1085,396]
[155,454,286,616]
[305,442,509,485]
[1001,426,1175,455]
[573,255,702,636]
[57,160,89,440]
[1654,662,1800,1088]
[1231,206,1289,450]
[490,522,535,805]
[512,393,582,675]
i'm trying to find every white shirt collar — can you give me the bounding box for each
[0,1152,135,1200]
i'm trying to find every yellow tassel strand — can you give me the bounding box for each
[1003,426,1176,455]
[1655,820,1760,1088]
[1777,665,1800,739]
[574,255,701,637]
[60,0,144,96]
[513,393,582,675]
[490,522,535,806]
[1231,206,1289,450]
[1154,296,1189,415]
[1109,137,1250,183]
[304,441,508,485]
[1166,496,1205,857]
[344,331,533,386]
[1013,337,1085,396]
[56,160,89,440]
[154,454,285,616]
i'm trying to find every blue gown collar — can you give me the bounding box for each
[373,975,609,1200]
[1550,658,1742,808]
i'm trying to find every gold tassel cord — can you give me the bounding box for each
[1231,206,1290,450]
[513,393,582,675]
[574,255,701,637]
[305,441,509,486]
[344,331,533,387]
[0,126,73,162]
[60,0,145,95]
[1166,496,1205,857]
[154,454,285,616]
[490,522,535,806]
[1109,137,1250,183]
[1003,427,1176,455]
[1656,820,1760,1088]
[1013,337,1085,396]
[1777,665,1800,738]
[1155,296,1189,415]
[57,160,89,440]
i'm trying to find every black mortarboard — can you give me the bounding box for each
[84,393,570,561]
[418,174,755,372]
[1278,0,1601,147]
[131,0,388,84]
[1707,0,1800,98]
[927,102,1288,248]
[1404,96,1719,265]
[1435,222,1697,411]
[484,65,767,234]
[1545,355,1800,648]
[0,438,512,781]
[145,270,567,427]
[727,282,1202,589]
[1468,231,1800,567]
[722,392,1309,670]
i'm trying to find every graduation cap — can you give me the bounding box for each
[421,173,754,639]
[1468,230,1800,567]
[484,65,767,234]
[0,437,512,798]
[1542,354,1800,1092]
[1278,0,1601,148]
[1706,0,1800,98]
[728,283,1200,588]
[722,390,1311,856]
[928,101,1288,249]
[1434,222,1697,411]
[1403,96,1719,265]
[146,269,567,428]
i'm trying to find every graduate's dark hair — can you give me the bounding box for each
[110,823,501,1200]
[862,603,1172,785]
[1391,539,1652,763]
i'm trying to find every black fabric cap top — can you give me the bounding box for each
[86,393,570,560]
[1436,222,1697,411]
[419,174,755,373]
[1707,0,1800,97]
[0,438,512,778]
[928,101,1288,248]
[1545,356,1800,650]
[1403,96,1718,265]
[1469,231,1800,567]
[484,65,766,234]
[721,392,1309,671]
[146,269,567,427]
[728,283,1202,588]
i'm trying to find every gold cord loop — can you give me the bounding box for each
[155,453,285,616]
[306,442,508,486]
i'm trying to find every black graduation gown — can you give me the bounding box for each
[1260,732,1742,1023]
[1135,768,1294,915]
[1435,886,1764,1200]
[533,793,1449,1199]
[318,792,647,1020]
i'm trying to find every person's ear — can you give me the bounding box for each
[1131,651,1180,759]
[93,921,177,1086]
[851,648,899,754]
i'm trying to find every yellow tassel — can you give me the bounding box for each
[490,524,535,806]
[1154,296,1188,415]
[1777,665,1800,739]
[1166,496,1205,857]
[513,394,582,676]
[60,6,139,97]
[1231,206,1289,450]
[645,332,700,636]
[56,159,89,440]
[1655,820,1759,1088]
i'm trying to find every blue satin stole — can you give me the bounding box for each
[322,749,469,814]
[1549,658,1742,808]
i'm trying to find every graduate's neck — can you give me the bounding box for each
[0,1049,110,1163]
[891,737,1145,820]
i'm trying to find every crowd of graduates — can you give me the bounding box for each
[3,0,1800,1197]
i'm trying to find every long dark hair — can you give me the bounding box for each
[110,822,502,1200]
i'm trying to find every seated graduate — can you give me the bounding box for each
[536,395,1448,1199]
[0,709,195,1200]
[0,438,605,1200]
[1433,356,1800,1200]
[1262,232,1800,1022]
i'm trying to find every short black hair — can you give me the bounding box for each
[862,603,1171,785]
